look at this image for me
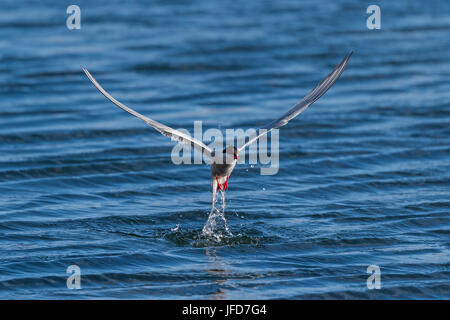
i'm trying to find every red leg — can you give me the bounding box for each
[216,176,222,191]
[223,176,229,190]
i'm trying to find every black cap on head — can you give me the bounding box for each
[223,146,238,154]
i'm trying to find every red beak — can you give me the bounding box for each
[234,155,238,160]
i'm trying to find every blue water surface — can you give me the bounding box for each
[0,0,449,299]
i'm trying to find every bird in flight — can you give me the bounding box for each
[82,52,352,207]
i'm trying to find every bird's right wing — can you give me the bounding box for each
[82,68,213,159]
[238,51,353,153]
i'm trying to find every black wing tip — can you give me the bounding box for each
[345,51,354,62]
[336,51,353,71]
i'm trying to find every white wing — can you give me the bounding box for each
[82,68,212,159]
[238,52,353,153]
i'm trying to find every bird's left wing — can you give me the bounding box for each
[82,68,213,159]
[238,51,353,153]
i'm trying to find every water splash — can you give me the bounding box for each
[202,190,233,240]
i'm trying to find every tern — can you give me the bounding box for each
[82,52,352,207]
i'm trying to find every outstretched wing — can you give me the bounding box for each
[238,51,353,153]
[82,68,212,159]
